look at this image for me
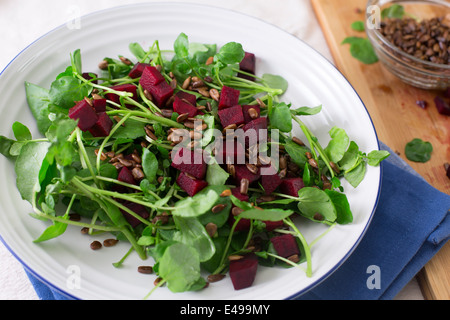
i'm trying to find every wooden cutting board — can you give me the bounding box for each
[311,0,449,300]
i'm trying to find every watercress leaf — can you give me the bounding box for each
[342,37,379,64]
[405,138,432,163]
[201,236,227,273]
[229,195,254,211]
[49,76,89,109]
[15,142,51,203]
[173,186,224,217]
[324,126,350,163]
[214,42,245,65]
[381,4,405,19]
[33,220,68,243]
[25,82,52,135]
[158,242,203,293]
[297,187,337,222]
[198,196,231,228]
[174,32,190,59]
[142,148,158,183]
[351,21,365,31]
[0,136,16,159]
[344,160,366,188]
[70,49,82,75]
[269,103,292,133]
[129,42,147,62]
[103,57,132,79]
[324,189,353,224]
[239,208,294,221]
[366,150,390,166]
[173,216,216,262]
[262,74,289,94]
[206,162,229,186]
[339,140,360,171]
[291,105,322,116]
[112,119,146,139]
[284,139,309,168]
[12,122,32,141]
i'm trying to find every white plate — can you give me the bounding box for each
[0,3,381,300]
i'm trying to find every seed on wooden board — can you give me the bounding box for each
[103,239,119,247]
[207,274,226,283]
[90,240,102,250]
[137,266,153,274]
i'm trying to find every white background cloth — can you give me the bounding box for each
[0,0,424,300]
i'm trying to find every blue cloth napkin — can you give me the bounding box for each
[24,142,450,300]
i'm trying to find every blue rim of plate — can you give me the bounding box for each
[0,2,382,300]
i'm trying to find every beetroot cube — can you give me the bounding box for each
[229,215,252,232]
[68,99,98,131]
[139,66,165,87]
[218,86,240,110]
[92,98,107,113]
[242,105,260,124]
[88,113,113,137]
[234,164,260,184]
[243,117,268,144]
[218,105,244,128]
[171,147,207,179]
[82,72,98,84]
[231,187,249,202]
[240,52,255,74]
[177,172,208,197]
[176,91,197,107]
[117,166,137,185]
[119,201,149,228]
[279,178,304,197]
[434,96,450,116]
[261,170,282,195]
[105,84,138,109]
[215,139,246,164]
[173,96,198,118]
[229,253,258,290]
[128,63,152,79]
[146,81,174,108]
[264,220,284,231]
[270,234,300,258]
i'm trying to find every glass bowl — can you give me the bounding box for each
[366,0,450,90]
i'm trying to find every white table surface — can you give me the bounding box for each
[0,0,424,300]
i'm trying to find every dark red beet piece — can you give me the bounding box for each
[105,84,138,109]
[88,112,113,137]
[176,91,197,107]
[82,72,98,84]
[146,81,174,108]
[215,140,246,164]
[279,178,305,197]
[119,201,149,228]
[229,253,258,290]
[176,172,208,197]
[270,234,300,258]
[242,117,268,145]
[218,86,240,110]
[173,96,198,118]
[171,147,207,179]
[229,215,252,232]
[128,63,152,79]
[434,96,450,116]
[218,105,245,128]
[139,66,165,87]
[242,105,260,124]
[117,166,137,185]
[68,99,98,131]
[261,169,282,195]
[234,164,261,184]
[231,187,249,202]
[264,220,284,231]
[92,98,107,113]
[238,52,256,81]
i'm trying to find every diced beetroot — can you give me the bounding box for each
[176,91,197,107]
[82,72,98,84]
[264,220,284,231]
[176,172,208,197]
[145,81,174,108]
[173,96,198,118]
[279,178,304,197]
[242,117,268,144]
[105,84,138,109]
[139,66,165,87]
[234,164,261,184]
[117,166,137,185]
[218,105,245,128]
[270,234,300,258]
[92,98,107,113]
[261,170,282,195]
[238,52,256,81]
[171,147,207,179]
[434,96,450,116]
[215,139,246,164]
[229,214,252,232]
[119,201,150,228]
[218,86,240,110]
[68,99,98,131]
[229,253,258,290]
[242,105,260,124]
[88,112,113,137]
[128,63,152,79]
[231,187,249,202]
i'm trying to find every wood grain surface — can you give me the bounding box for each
[311,0,450,300]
